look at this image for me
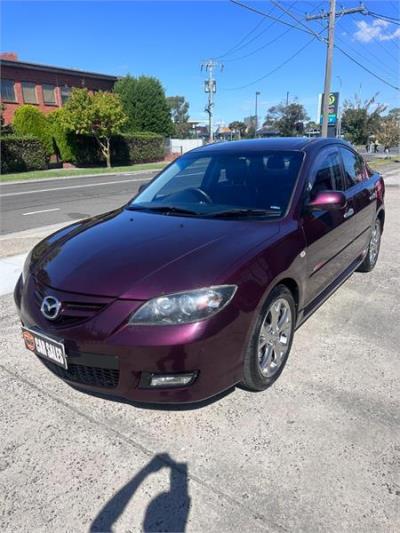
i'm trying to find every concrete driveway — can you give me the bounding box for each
[0,169,399,532]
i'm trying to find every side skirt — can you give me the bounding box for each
[295,254,365,330]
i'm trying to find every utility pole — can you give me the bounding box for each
[255,91,260,138]
[201,59,223,143]
[306,1,366,137]
[286,91,289,106]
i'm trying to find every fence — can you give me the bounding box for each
[167,138,204,156]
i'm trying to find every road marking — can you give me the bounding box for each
[22,208,61,216]
[0,177,151,198]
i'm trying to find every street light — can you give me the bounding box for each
[255,91,261,138]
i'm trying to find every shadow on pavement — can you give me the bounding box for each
[90,453,190,532]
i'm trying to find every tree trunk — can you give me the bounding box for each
[105,138,111,168]
[95,136,112,168]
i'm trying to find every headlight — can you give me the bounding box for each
[129,285,237,326]
[22,250,33,284]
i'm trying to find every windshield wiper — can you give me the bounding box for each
[206,208,281,219]
[126,204,200,216]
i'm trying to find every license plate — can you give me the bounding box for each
[22,327,68,369]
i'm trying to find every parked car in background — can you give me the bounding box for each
[15,138,385,404]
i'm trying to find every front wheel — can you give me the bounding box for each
[357,217,382,273]
[241,285,296,391]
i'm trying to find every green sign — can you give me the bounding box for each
[320,92,340,125]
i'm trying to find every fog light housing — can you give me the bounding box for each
[140,371,198,388]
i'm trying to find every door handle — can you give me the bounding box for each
[343,207,354,219]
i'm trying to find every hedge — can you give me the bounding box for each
[54,131,165,166]
[113,132,165,164]
[13,105,53,156]
[1,136,48,173]
[47,110,75,163]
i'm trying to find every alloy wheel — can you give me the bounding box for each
[258,297,293,377]
[369,220,381,266]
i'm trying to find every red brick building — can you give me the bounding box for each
[0,53,118,124]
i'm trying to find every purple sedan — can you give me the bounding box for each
[15,138,385,404]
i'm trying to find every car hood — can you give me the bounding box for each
[32,208,280,299]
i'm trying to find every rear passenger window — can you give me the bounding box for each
[311,152,343,196]
[340,148,365,187]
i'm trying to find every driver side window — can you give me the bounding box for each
[310,151,343,197]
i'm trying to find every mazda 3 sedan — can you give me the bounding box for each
[15,138,385,404]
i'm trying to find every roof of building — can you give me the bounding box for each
[0,58,118,81]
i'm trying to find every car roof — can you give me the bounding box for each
[190,137,351,154]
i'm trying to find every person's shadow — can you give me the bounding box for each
[90,453,190,532]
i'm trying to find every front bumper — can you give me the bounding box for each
[15,275,251,404]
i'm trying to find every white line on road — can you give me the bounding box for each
[0,177,151,198]
[22,208,61,216]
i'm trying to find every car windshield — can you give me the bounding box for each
[128,150,304,218]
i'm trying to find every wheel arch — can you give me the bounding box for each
[377,208,385,232]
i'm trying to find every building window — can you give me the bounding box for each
[61,86,71,105]
[1,79,16,102]
[42,84,56,105]
[22,81,37,104]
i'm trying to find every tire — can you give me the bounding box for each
[241,285,296,392]
[356,217,382,273]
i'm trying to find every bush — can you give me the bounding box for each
[12,105,53,156]
[1,135,48,173]
[47,109,75,162]
[112,132,165,164]
[46,130,165,166]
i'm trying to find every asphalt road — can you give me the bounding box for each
[0,170,157,235]
[0,168,399,531]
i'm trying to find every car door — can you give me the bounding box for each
[301,147,357,307]
[339,146,377,257]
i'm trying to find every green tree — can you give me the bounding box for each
[387,107,400,121]
[167,95,190,138]
[60,88,126,167]
[264,101,309,136]
[229,121,247,139]
[378,116,400,149]
[115,75,173,137]
[12,105,53,155]
[47,108,75,162]
[341,93,386,145]
[243,115,256,138]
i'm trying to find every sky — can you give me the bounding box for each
[1,0,399,125]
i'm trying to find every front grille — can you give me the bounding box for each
[41,358,119,389]
[34,285,111,327]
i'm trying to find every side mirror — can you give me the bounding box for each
[138,183,148,194]
[307,191,347,211]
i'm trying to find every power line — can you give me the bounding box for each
[228,0,399,128]
[230,0,318,38]
[352,13,400,62]
[367,10,400,25]
[335,43,400,90]
[271,0,328,40]
[223,35,318,90]
[219,0,298,60]
[215,14,266,59]
[336,17,399,81]
[223,27,292,62]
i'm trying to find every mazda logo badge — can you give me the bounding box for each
[40,296,62,321]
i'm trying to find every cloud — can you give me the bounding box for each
[353,19,400,43]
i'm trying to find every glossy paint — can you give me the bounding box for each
[15,138,385,404]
